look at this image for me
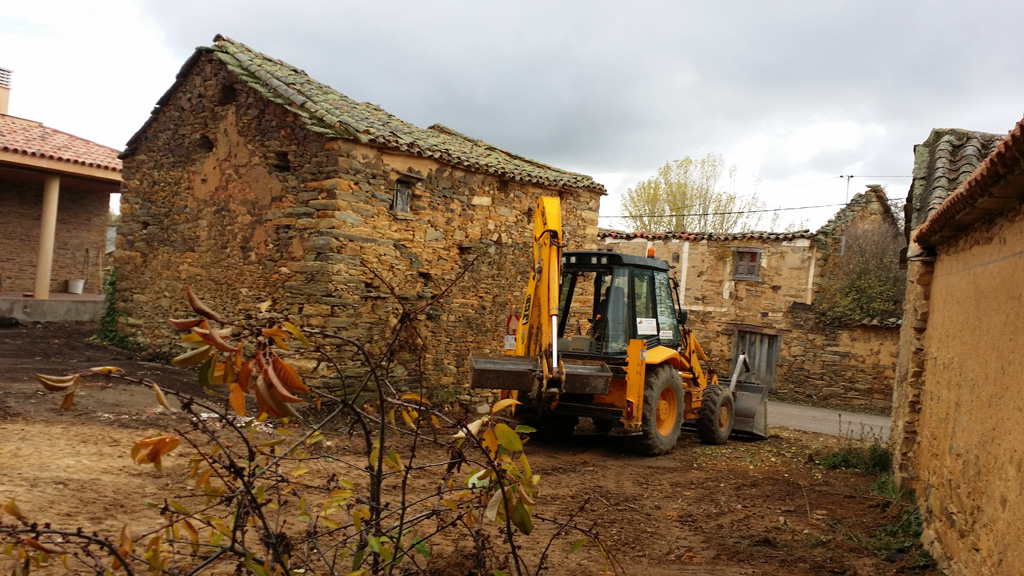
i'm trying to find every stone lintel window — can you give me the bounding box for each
[732,247,763,281]
[393,179,413,214]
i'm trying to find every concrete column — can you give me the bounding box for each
[33,175,60,299]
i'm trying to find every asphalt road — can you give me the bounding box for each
[768,400,891,440]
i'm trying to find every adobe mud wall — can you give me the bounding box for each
[115,53,600,395]
[0,182,107,294]
[898,209,1024,576]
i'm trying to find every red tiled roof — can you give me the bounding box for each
[0,114,122,173]
[914,116,1024,247]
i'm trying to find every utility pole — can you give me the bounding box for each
[840,175,853,255]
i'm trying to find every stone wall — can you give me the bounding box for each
[115,53,600,394]
[893,207,1024,575]
[0,181,107,294]
[603,235,897,410]
[777,307,897,410]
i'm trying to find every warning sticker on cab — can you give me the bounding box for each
[636,318,658,335]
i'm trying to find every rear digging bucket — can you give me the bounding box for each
[469,355,540,392]
[561,359,612,394]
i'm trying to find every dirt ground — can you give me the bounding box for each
[0,323,937,576]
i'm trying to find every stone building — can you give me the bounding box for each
[115,35,604,390]
[891,124,1020,575]
[0,67,122,322]
[601,187,901,410]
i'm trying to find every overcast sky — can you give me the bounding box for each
[3,1,1022,230]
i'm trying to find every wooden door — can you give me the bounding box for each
[730,329,780,392]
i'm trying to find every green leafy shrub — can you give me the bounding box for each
[860,475,937,570]
[817,218,906,326]
[93,268,136,349]
[819,441,891,475]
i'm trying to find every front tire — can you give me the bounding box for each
[697,385,734,445]
[633,365,684,455]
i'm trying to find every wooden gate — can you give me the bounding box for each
[730,328,781,392]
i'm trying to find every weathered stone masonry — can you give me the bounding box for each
[115,37,603,394]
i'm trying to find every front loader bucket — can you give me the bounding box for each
[469,355,540,391]
[728,353,768,438]
[732,380,768,438]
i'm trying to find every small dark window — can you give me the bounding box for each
[197,134,215,153]
[733,249,762,281]
[393,180,412,213]
[218,83,237,105]
[271,152,291,173]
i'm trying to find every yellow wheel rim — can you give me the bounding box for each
[718,400,731,430]
[656,386,678,436]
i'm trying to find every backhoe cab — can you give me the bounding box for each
[469,197,768,455]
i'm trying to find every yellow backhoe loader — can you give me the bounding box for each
[469,197,768,455]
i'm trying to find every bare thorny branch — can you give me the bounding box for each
[3,253,619,576]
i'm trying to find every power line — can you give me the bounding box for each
[599,202,847,220]
[785,175,842,188]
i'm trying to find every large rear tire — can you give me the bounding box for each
[633,365,684,455]
[697,385,734,445]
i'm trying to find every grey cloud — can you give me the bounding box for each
[135,0,1024,225]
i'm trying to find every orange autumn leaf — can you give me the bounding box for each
[238,358,255,393]
[186,286,226,323]
[3,500,25,520]
[24,538,61,554]
[131,435,181,471]
[272,357,309,394]
[34,373,80,392]
[168,317,204,330]
[152,383,172,410]
[89,366,123,375]
[192,326,240,353]
[265,361,303,404]
[228,383,246,417]
[59,390,75,411]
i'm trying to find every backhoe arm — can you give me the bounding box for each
[516,196,565,383]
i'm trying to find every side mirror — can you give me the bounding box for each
[677,310,688,326]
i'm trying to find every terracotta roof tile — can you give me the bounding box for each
[126,35,603,194]
[914,116,1024,247]
[0,114,122,173]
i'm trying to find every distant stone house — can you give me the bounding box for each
[114,35,604,389]
[601,186,901,410]
[891,125,1020,575]
[0,68,121,301]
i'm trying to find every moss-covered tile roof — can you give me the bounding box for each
[915,116,1024,247]
[907,128,1003,234]
[127,34,603,193]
